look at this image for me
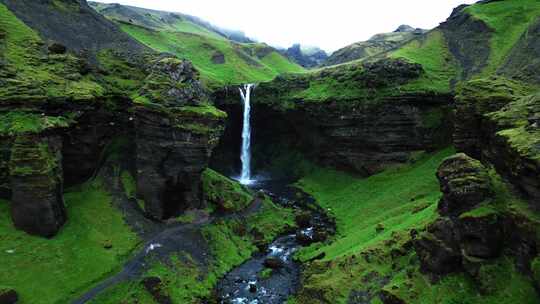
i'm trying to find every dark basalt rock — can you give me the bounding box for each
[0,288,18,304]
[436,153,493,216]
[134,106,224,220]
[414,218,462,275]
[263,257,284,269]
[142,277,172,304]
[9,134,66,238]
[48,42,67,54]
[378,290,407,304]
[460,213,503,259]
[439,5,492,80]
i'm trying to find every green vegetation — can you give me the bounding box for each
[88,196,295,303]
[296,148,454,261]
[0,4,104,101]
[290,148,540,303]
[120,170,136,200]
[390,30,457,94]
[201,168,253,213]
[0,180,140,304]
[0,111,75,136]
[465,0,540,76]
[119,23,304,88]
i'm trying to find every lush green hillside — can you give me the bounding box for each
[90,2,305,88]
[120,22,304,88]
[292,149,539,304]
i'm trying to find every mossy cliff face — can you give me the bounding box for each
[213,60,453,176]
[8,134,66,237]
[134,58,226,220]
[0,0,226,235]
[454,77,540,207]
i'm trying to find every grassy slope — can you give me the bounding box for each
[292,149,539,303]
[296,149,453,261]
[389,30,457,94]
[465,0,540,76]
[119,23,304,88]
[0,180,140,304]
[88,196,295,303]
[0,4,103,101]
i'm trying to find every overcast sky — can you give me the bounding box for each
[95,0,478,52]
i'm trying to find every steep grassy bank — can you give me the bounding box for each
[290,149,539,303]
[0,180,140,304]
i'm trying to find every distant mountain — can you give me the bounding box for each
[89,2,253,43]
[281,44,328,68]
[323,25,427,66]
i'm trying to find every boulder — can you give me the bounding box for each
[437,153,493,215]
[0,288,18,304]
[9,135,66,238]
[264,257,284,269]
[48,42,67,54]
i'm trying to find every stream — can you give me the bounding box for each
[216,180,334,304]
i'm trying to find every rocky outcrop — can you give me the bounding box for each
[453,78,540,207]
[499,17,540,84]
[436,153,493,215]
[439,3,492,80]
[8,134,66,237]
[0,288,18,304]
[282,44,328,68]
[134,58,225,220]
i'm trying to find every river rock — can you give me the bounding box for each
[0,288,18,304]
[264,257,285,269]
[436,153,493,216]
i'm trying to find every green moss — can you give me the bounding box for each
[465,0,540,76]
[532,257,540,284]
[0,111,75,136]
[120,170,136,200]
[0,179,140,304]
[259,268,273,280]
[390,30,457,94]
[201,168,253,212]
[96,49,146,96]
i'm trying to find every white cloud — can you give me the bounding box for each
[94,0,478,52]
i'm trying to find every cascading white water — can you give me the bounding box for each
[239,84,255,185]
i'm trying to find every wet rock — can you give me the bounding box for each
[0,288,18,304]
[9,134,67,238]
[437,153,493,215]
[142,277,172,304]
[249,283,257,293]
[48,42,67,54]
[379,289,406,304]
[295,211,312,228]
[264,257,284,269]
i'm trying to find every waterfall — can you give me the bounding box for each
[239,84,255,185]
